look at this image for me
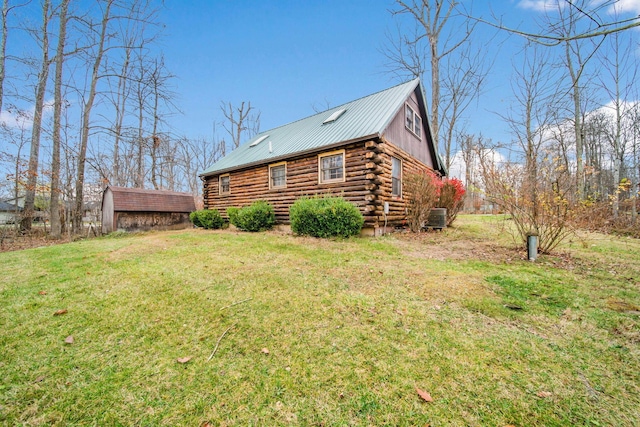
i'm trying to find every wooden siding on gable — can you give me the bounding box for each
[382,90,434,170]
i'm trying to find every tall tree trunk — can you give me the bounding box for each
[22,0,51,232]
[50,0,70,239]
[113,47,131,186]
[73,0,113,233]
[150,58,161,190]
[565,40,584,201]
[0,0,9,114]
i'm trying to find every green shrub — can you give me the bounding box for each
[227,207,239,225]
[190,209,224,230]
[228,201,275,232]
[289,196,364,238]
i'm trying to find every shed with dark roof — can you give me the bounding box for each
[101,186,196,234]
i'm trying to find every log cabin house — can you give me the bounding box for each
[101,186,196,234]
[199,78,446,235]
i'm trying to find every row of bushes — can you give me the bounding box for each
[192,171,467,237]
[190,196,364,238]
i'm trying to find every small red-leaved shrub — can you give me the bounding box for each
[405,171,466,231]
[437,177,466,226]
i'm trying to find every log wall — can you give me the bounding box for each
[203,138,435,230]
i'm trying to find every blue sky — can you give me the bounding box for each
[156,0,639,148]
[3,1,640,158]
[159,0,404,140]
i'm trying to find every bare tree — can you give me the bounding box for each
[462,0,640,45]
[21,0,51,231]
[0,0,9,114]
[49,0,69,239]
[384,0,487,170]
[220,100,260,154]
[0,0,29,114]
[597,20,638,218]
[0,109,30,228]
[73,0,113,233]
[147,56,177,189]
[109,24,135,187]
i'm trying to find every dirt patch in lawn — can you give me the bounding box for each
[392,231,524,263]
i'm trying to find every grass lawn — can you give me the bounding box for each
[1,215,639,426]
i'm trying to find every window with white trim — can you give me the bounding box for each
[391,157,402,197]
[318,150,345,183]
[269,162,286,189]
[219,174,230,194]
[405,104,422,138]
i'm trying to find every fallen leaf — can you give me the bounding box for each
[53,309,68,316]
[38,290,47,295]
[261,348,270,354]
[200,422,214,427]
[504,304,523,310]
[64,335,74,344]
[34,376,45,383]
[416,386,434,402]
[536,391,552,398]
[176,356,192,364]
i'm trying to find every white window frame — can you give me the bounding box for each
[405,103,422,139]
[269,162,287,189]
[318,150,346,184]
[219,174,230,195]
[391,156,402,198]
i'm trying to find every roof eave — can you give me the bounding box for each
[198,133,382,178]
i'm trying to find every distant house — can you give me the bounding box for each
[199,78,446,235]
[0,200,22,225]
[101,186,196,234]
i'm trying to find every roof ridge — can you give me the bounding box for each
[248,78,420,141]
[107,186,194,196]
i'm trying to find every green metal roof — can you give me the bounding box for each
[200,78,422,177]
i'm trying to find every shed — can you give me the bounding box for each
[101,186,196,234]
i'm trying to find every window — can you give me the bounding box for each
[405,104,414,131]
[219,174,230,194]
[392,157,402,197]
[269,162,286,189]
[318,150,345,183]
[414,115,422,138]
[405,104,422,138]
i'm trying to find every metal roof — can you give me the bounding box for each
[200,78,422,176]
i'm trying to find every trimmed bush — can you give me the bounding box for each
[289,196,364,238]
[228,201,275,232]
[190,209,224,230]
[227,207,239,225]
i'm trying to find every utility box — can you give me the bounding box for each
[426,208,447,230]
